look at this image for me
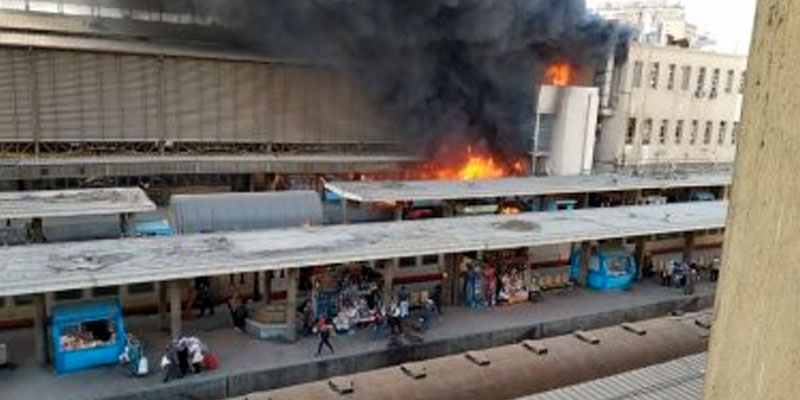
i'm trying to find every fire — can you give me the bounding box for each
[454,156,505,180]
[545,62,573,86]
[432,146,526,181]
[499,205,521,215]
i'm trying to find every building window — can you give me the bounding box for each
[400,257,418,268]
[56,289,84,301]
[675,120,684,145]
[128,282,155,295]
[632,61,644,88]
[739,71,747,93]
[704,121,714,145]
[642,118,653,145]
[667,64,676,90]
[690,120,699,145]
[710,68,720,98]
[626,118,637,144]
[659,119,669,144]
[681,65,691,91]
[718,121,727,145]
[14,295,33,306]
[696,67,707,96]
[725,69,735,93]
[732,122,739,145]
[422,254,440,265]
[649,62,660,89]
[92,286,120,298]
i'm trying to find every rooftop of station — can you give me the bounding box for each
[0,187,156,220]
[0,201,726,297]
[518,353,706,400]
[325,171,732,203]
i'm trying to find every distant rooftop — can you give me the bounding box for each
[0,201,726,297]
[325,172,732,203]
[0,187,155,219]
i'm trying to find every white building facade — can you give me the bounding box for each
[534,85,600,176]
[593,1,703,48]
[595,42,746,170]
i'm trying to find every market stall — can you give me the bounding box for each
[51,299,126,374]
[570,244,636,291]
[310,264,381,333]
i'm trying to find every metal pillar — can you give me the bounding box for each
[168,281,182,340]
[341,197,349,224]
[33,294,48,364]
[722,185,730,200]
[634,237,646,281]
[578,242,592,287]
[119,213,132,237]
[258,271,269,304]
[683,231,696,264]
[285,269,298,342]
[157,282,168,331]
[581,193,590,209]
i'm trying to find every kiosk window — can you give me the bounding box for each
[59,319,117,352]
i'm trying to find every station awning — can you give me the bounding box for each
[325,172,732,203]
[0,201,726,297]
[0,187,156,220]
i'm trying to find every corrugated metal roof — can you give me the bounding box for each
[518,353,707,400]
[169,191,323,234]
[0,201,726,297]
[325,172,732,203]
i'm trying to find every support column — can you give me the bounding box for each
[683,231,695,264]
[341,197,349,225]
[721,185,730,200]
[525,247,535,286]
[578,242,591,287]
[33,293,48,364]
[257,271,269,304]
[157,282,168,331]
[285,268,299,342]
[634,237,646,281]
[168,281,182,340]
[119,213,131,237]
[581,193,590,209]
[383,260,397,305]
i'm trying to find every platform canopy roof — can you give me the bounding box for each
[325,172,732,203]
[0,201,726,297]
[0,187,155,220]
[519,353,707,400]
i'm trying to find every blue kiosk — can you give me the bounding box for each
[570,245,637,291]
[51,299,127,374]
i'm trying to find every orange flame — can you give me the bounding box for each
[499,205,521,215]
[432,146,525,181]
[545,63,573,86]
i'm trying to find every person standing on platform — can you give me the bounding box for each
[398,286,410,319]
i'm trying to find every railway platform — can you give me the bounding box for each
[0,280,716,400]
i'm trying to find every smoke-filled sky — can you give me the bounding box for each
[196,0,625,163]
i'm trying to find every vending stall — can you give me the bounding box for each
[51,299,127,374]
[570,245,637,291]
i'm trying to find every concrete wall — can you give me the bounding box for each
[537,85,599,175]
[703,1,800,399]
[596,42,746,169]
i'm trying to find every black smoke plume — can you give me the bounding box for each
[139,0,627,163]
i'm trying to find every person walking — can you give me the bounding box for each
[314,316,335,356]
[432,284,443,315]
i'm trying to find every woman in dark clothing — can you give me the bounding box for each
[315,317,335,356]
